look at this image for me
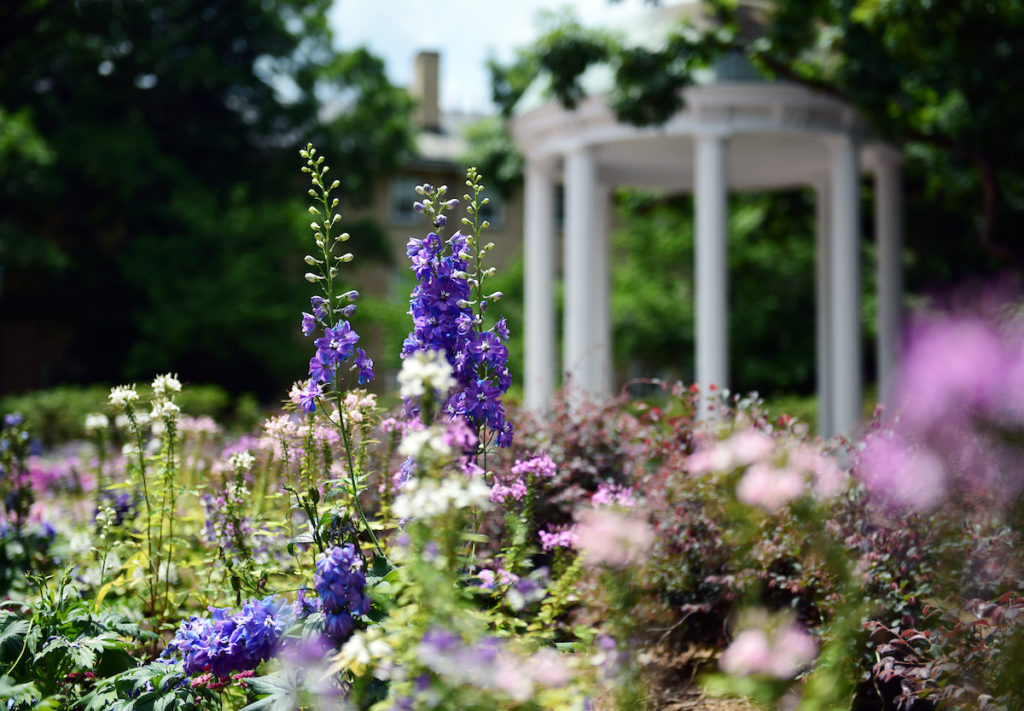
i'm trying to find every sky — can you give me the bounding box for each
[327,0,650,114]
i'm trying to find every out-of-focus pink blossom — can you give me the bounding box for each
[591,482,636,508]
[687,429,774,474]
[573,509,653,568]
[859,429,946,511]
[858,309,1024,510]
[896,318,1006,431]
[720,623,818,679]
[719,629,771,676]
[770,625,820,678]
[735,464,805,513]
[524,648,573,688]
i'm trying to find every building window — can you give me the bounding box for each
[389,177,422,226]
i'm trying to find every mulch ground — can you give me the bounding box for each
[640,643,762,711]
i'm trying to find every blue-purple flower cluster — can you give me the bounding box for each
[298,295,374,413]
[314,544,371,643]
[94,490,138,528]
[165,596,292,678]
[402,226,513,447]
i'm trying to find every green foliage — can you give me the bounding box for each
[0,0,414,397]
[459,117,525,198]
[0,570,155,709]
[82,661,219,711]
[0,383,244,445]
[491,1,1024,278]
[612,188,837,396]
[489,13,619,117]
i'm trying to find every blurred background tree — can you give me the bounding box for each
[485,0,1024,398]
[0,0,412,398]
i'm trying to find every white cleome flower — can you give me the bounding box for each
[392,475,491,520]
[150,400,181,422]
[229,451,256,472]
[397,426,451,460]
[108,385,139,408]
[151,373,182,396]
[84,413,109,432]
[398,350,456,399]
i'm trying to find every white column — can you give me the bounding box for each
[874,148,903,398]
[815,181,833,437]
[564,145,598,394]
[592,184,614,394]
[827,135,862,434]
[523,161,557,410]
[694,133,730,404]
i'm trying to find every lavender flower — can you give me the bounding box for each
[165,596,292,678]
[296,144,374,408]
[401,178,513,448]
[314,544,371,643]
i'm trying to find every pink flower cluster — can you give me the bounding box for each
[719,622,818,679]
[591,482,636,508]
[538,527,579,552]
[573,508,654,568]
[688,429,845,513]
[489,453,556,505]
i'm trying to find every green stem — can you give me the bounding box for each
[336,394,384,558]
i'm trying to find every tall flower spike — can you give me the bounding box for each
[296,144,373,413]
[401,170,513,449]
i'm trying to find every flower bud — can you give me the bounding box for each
[331,180,340,189]
[486,291,503,300]
[308,205,320,215]
[305,273,320,283]
[483,267,496,277]
[340,253,354,262]
[329,266,338,278]
[339,232,350,242]
[308,189,317,197]
[304,255,319,265]
[413,201,426,213]
[311,222,321,230]
[444,199,459,209]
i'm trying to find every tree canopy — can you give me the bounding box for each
[0,0,413,396]
[490,1,1024,272]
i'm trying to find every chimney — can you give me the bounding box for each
[412,50,441,132]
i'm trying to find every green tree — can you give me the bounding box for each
[0,0,412,396]
[612,189,841,396]
[490,2,1024,276]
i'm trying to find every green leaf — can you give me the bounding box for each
[0,618,30,660]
